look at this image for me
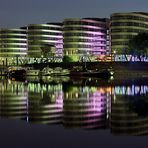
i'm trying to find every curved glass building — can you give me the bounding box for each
[27,23,63,62]
[0,28,27,65]
[63,18,108,61]
[111,12,148,60]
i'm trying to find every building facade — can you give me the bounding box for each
[1,12,148,64]
[0,28,27,66]
[63,18,108,61]
[111,12,148,61]
[27,23,63,63]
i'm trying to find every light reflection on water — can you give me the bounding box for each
[0,77,148,135]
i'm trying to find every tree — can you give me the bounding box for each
[128,32,148,61]
[128,95,148,117]
[40,44,56,63]
[62,55,73,62]
[30,40,42,57]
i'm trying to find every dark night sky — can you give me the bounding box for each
[1,0,148,28]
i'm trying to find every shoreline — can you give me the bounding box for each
[1,61,148,79]
[24,61,148,79]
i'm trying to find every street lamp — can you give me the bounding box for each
[113,50,116,61]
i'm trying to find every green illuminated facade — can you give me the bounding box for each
[27,23,63,62]
[0,28,27,65]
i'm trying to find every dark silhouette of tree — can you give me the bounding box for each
[30,40,42,57]
[128,33,148,61]
[63,55,73,63]
[40,44,55,57]
[128,95,148,117]
[40,44,56,63]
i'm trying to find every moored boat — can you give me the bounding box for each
[7,69,26,79]
[5,66,26,81]
[39,67,53,76]
[70,68,114,78]
[52,67,70,76]
[26,69,40,76]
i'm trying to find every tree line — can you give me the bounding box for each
[128,32,148,61]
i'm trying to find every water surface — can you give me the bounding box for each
[0,76,148,148]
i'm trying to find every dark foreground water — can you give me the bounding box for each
[0,76,148,148]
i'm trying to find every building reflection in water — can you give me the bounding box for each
[111,85,148,135]
[28,82,63,124]
[63,84,110,129]
[0,79,28,119]
[0,78,148,135]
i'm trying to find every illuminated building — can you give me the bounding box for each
[27,23,63,63]
[0,18,110,64]
[63,18,108,61]
[2,13,148,63]
[0,27,27,66]
[111,12,148,61]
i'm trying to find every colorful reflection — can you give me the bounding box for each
[63,85,110,129]
[0,78,148,135]
[28,82,63,124]
[113,85,148,96]
[111,94,148,135]
[0,79,27,119]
